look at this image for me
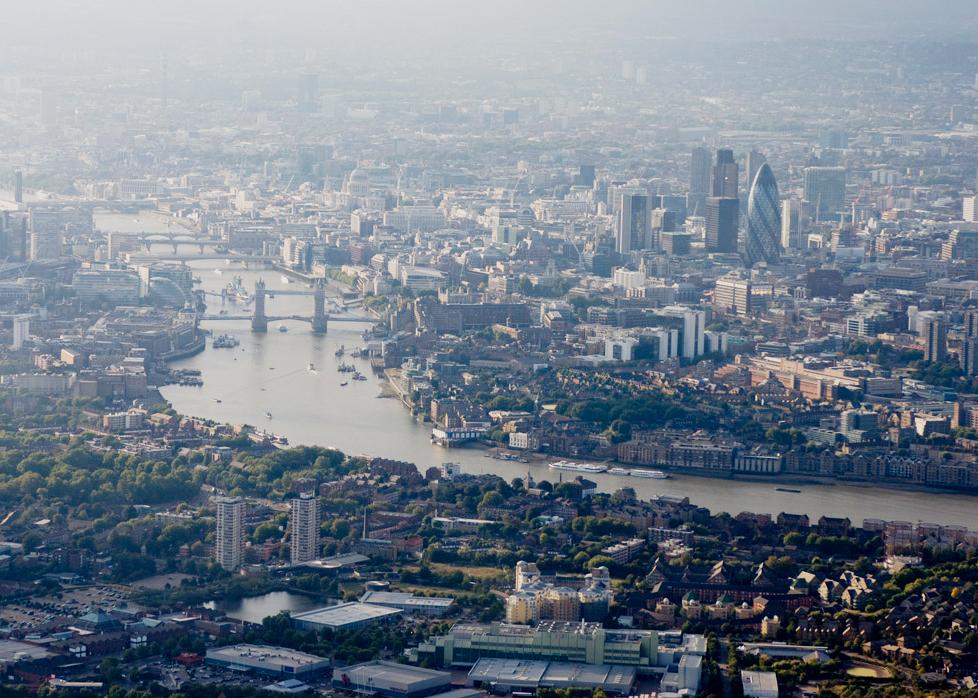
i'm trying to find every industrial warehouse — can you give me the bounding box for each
[205,644,330,679]
[359,590,455,616]
[291,602,403,631]
[331,660,485,698]
[466,659,637,696]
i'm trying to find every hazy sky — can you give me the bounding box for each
[7,0,978,51]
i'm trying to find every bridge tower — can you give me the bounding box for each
[312,280,328,334]
[252,279,268,332]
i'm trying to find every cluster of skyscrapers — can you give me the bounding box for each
[613,146,849,271]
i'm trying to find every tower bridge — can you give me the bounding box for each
[199,280,377,330]
[253,279,327,334]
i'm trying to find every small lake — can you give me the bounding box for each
[203,591,320,624]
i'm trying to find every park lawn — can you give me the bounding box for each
[427,562,508,581]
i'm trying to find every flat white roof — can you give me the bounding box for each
[339,660,449,685]
[359,591,454,608]
[206,644,328,670]
[741,670,779,694]
[291,602,401,628]
[297,553,369,570]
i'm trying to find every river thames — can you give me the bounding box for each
[94,213,978,530]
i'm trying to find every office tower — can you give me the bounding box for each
[652,208,679,233]
[13,169,22,204]
[1,212,27,262]
[963,196,977,223]
[298,72,319,112]
[28,209,63,260]
[714,276,752,315]
[687,147,711,218]
[215,496,246,571]
[577,164,596,187]
[661,231,691,255]
[615,194,650,255]
[780,199,805,251]
[743,163,782,267]
[705,197,739,253]
[804,166,846,222]
[745,150,766,193]
[621,60,635,81]
[681,310,706,359]
[711,148,738,198]
[658,195,687,224]
[689,147,712,196]
[290,493,320,564]
[923,316,947,363]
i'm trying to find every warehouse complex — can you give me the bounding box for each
[466,659,636,696]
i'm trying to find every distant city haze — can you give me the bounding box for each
[4,1,978,64]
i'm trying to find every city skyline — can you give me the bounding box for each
[1,3,978,695]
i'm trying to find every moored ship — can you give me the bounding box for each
[631,469,669,479]
[548,460,608,474]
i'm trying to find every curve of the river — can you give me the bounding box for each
[95,214,978,529]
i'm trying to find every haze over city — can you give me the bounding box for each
[1,2,978,697]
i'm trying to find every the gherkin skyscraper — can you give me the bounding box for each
[744,163,782,267]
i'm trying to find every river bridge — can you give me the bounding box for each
[200,279,377,333]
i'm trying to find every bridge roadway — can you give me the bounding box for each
[151,252,277,262]
[200,313,376,323]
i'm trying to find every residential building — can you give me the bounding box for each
[922,316,947,363]
[215,496,246,571]
[290,493,320,564]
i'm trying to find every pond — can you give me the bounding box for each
[203,590,320,624]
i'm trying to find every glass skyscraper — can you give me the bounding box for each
[744,163,782,267]
[616,193,651,255]
[803,166,846,222]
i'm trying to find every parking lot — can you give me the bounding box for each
[0,585,146,632]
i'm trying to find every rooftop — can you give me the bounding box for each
[297,553,369,570]
[467,658,548,685]
[468,659,637,693]
[338,660,450,685]
[741,670,779,693]
[291,602,402,628]
[359,591,454,609]
[206,644,328,670]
